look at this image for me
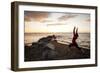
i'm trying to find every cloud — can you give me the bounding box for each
[85,19,90,22]
[58,14,77,21]
[24,11,49,22]
[46,21,67,26]
[41,19,54,23]
[47,23,67,26]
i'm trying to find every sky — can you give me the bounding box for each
[24,11,90,33]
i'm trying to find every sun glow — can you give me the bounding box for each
[25,11,90,33]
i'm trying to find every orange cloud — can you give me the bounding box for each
[24,11,49,22]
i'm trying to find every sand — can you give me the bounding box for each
[25,40,90,61]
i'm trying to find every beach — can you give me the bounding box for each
[24,40,90,61]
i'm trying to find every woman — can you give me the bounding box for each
[69,27,80,49]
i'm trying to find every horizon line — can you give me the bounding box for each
[24,32,90,34]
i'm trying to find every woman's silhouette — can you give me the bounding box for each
[69,27,80,49]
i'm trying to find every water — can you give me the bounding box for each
[24,33,90,49]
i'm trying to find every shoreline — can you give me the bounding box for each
[25,40,90,49]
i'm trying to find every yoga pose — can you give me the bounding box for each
[69,27,80,49]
